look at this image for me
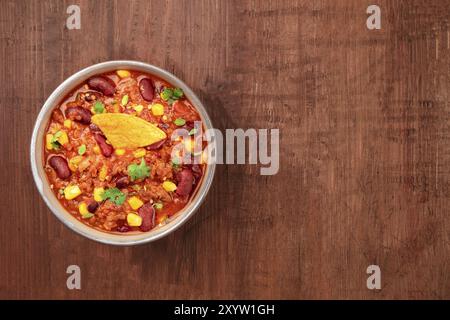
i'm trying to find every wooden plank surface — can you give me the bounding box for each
[0,0,449,299]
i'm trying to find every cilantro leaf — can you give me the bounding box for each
[153,203,163,210]
[171,157,181,169]
[101,187,126,205]
[160,87,184,105]
[81,212,94,219]
[50,131,62,150]
[93,101,105,113]
[51,141,61,150]
[174,118,186,126]
[78,144,86,155]
[160,88,173,101]
[172,88,184,99]
[127,158,150,181]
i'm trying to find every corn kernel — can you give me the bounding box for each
[58,131,69,145]
[46,134,54,150]
[78,202,89,215]
[133,148,146,158]
[68,156,83,171]
[162,115,168,122]
[68,162,76,172]
[121,95,129,106]
[93,187,105,202]
[63,119,72,128]
[99,165,108,181]
[183,138,194,152]
[151,103,164,116]
[116,70,130,78]
[115,149,126,156]
[133,104,144,114]
[64,185,82,200]
[70,155,83,165]
[157,214,168,225]
[112,102,120,113]
[93,145,101,154]
[162,181,177,192]
[127,213,142,227]
[202,150,208,164]
[128,196,144,210]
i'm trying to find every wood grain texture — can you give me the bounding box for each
[0,0,449,299]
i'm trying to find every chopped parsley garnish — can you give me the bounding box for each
[171,157,181,169]
[93,101,105,113]
[172,88,184,99]
[101,187,126,205]
[78,144,86,155]
[189,128,197,135]
[174,118,186,126]
[127,158,150,181]
[50,131,62,149]
[160,87,184,104]
[160,88,172,101]
[153,203,163,210]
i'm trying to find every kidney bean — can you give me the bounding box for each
[87,76,116,96]
[89,123,101,132]
[48,156,71,180]
[190,164,202,179]
[114,175,129,189]
[81,91,102,102]
[139,78,155,101]
[117,225,131,233]
[138,203,155,232]
[173,101,198,121]
[172,100,191,115]
[158,123,169,130]
[87,201,99,213]
[65,106,91,124]
[66,100,83,108]
[93,133,113,157]
[176,169,194,196]
[146,138,166,150]
[182,121,195,132]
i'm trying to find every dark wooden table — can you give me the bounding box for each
[0,0,449,299]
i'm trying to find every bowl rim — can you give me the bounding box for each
[30,60,216,246]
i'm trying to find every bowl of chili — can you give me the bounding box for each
[30,61,215,245]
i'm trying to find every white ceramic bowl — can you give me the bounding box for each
[30,61,216,245]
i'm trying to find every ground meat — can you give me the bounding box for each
[141,182,172,203]
[152,159,173,180]
[96,201,127,230]
[52,109,65,124]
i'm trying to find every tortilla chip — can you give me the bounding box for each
[91,113,167,149]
